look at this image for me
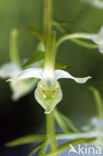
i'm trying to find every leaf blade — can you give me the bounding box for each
[89,86,103,119]
[5,134,45,147]
[22,51,45,68]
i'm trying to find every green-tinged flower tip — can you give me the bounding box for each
[6,79,12,82]
[92,26,103,53]
[45,108,53,114]
[35,80,63,113]
[10,79,38,101]
[11,29,19,37]
[36,41,45,51]
[81,0,103,9]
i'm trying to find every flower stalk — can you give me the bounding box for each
[44,0,52,43]
[44,0,58,155]
[46,111,57,155]
[9,29,20,64]
[56,33,97,51]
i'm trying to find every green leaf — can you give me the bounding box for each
[89,86,103,119]
[55,63,71,70]
[21,48,70,70]
[43,137,96,156]
[54,109,79,133]
[5,134,45,147]
[22,51,45,68]
[52,20,70,34]
[54,109,71,133]
[53,19,72,26]
[28,27,45,43]
[58,113,80,132]
[28,142,42,156]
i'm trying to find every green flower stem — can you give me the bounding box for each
[42,137,96,156]
[46,111,58,156]
[9,29,20,64]
[28,142,42,156]
[44,0,52,43]
[71,38,98,49]
[43,0,56,78]
[56,33,98,51]
[38,140,48,156]
[44,0,58,154]
[56,131,101,140]
[89,87,103,119]
[44,31,56,73]
[54,109,79,133]
[53,21,98,49]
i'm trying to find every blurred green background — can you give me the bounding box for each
[0,0,103,152]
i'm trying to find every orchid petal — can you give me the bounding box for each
[91,27,103,53]
[10,79,38,101]
[98,45,103,54]
[92,27,103,45]
[98,27,103,39]
[0,63,21,78]
[81,0,103,9]
[9,68,43,81]
[55,70,91,83]
[94,0,103,8]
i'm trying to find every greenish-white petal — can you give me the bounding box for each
[8,68,43,81]
[0,63,21,78]
[93,0,103,8]
[93,27,103,44]
[10,79,38,101]
[91,27,103,53]
[34,80,63,114]
[81,0,103,9]
[55,70,91,83]
[98,26,103,39]
[98,45,103,54]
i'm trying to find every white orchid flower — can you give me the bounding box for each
[56,27,103,54]
[0,62,38,100]
[8,67,91,114]
[82,117,103,146]
[0,63,21,78]
[81,87,103,146]
[0,29,39,101]
[81,0,103,9]
[8,31,91,114]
